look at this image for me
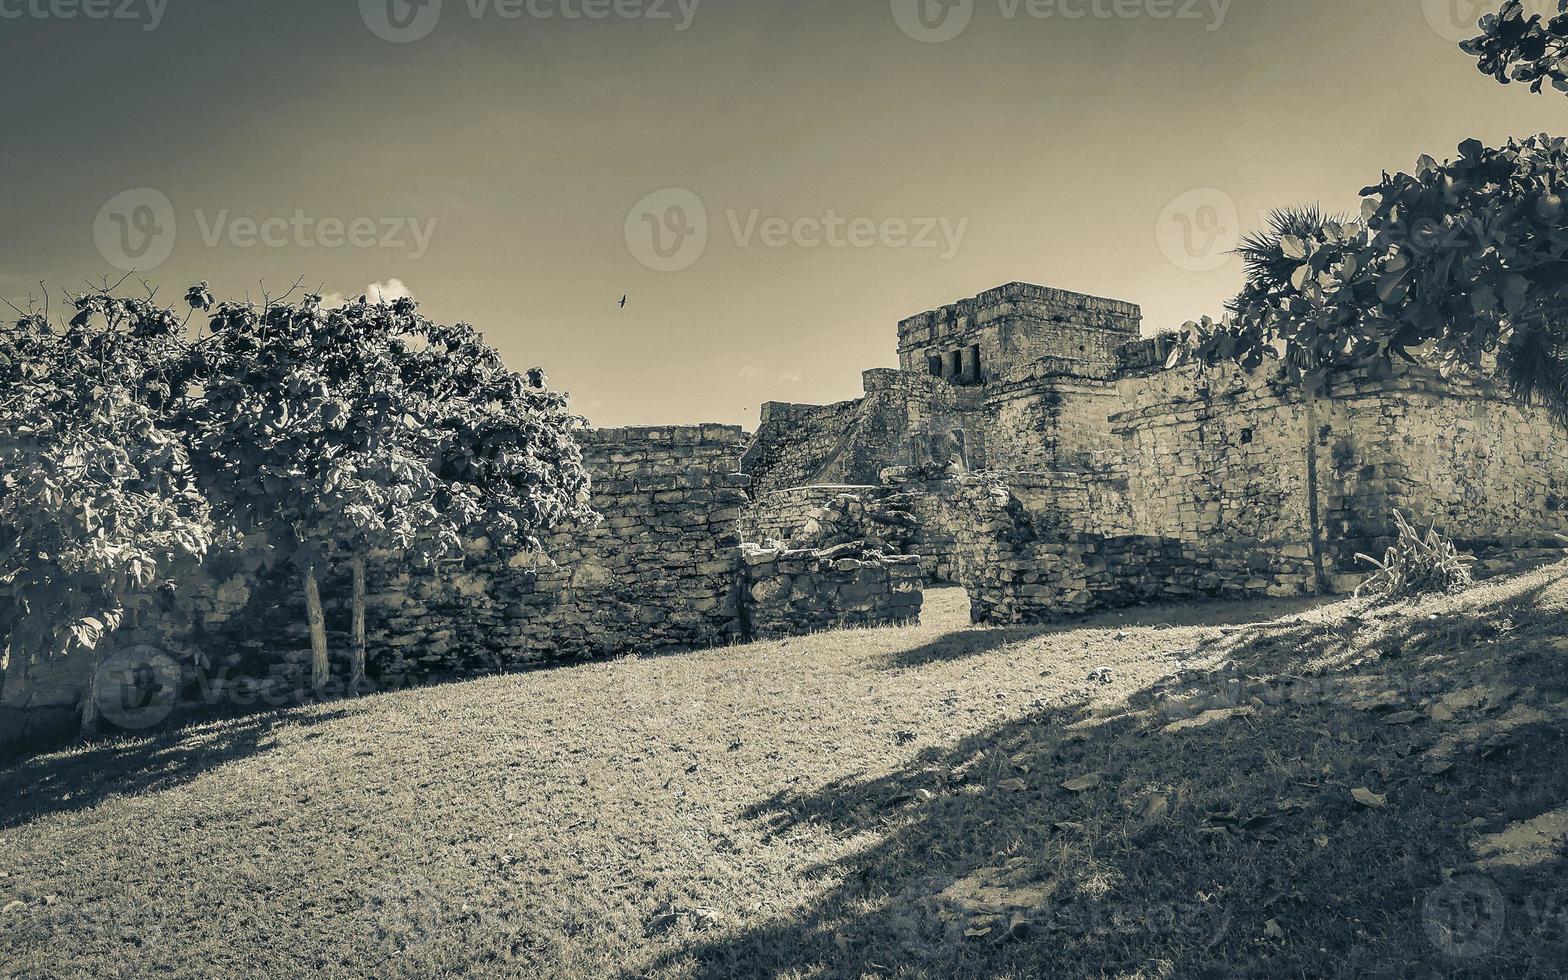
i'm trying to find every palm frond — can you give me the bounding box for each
[1231,205,1351,293]
[1496,311,1568,429]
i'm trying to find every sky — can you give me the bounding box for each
[1,0,1564,427]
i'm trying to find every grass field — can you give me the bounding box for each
[3,571,1568,978]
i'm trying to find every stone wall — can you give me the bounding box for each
[740,398,865,493]
[370,425,755,678]
[1108,359,1568,589]
[740,475,969,584]
[739,485,880,545]
[878,473,963,583]
[980,362,1122,472]
[1321,369,1568,556]
[0,425,927,754]
[742,545,923,638]
[944,475,1220,624]
[742,369,989,495]
[1108,361,1323,594]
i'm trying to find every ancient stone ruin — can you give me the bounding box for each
[3,279,1565,751]
[745,281,1568,616]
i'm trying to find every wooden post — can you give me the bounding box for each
[303,563,331,691]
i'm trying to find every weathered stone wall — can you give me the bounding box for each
[944,474,1221,624]
[741,398,865,493]
[1003,464,1135,537]
[0,546,277,751]
[878,473,963,583]
[740,476,968,584]
[370,426,754,678]
[1321,369,1568,556]
[739,485,880,545]
[980,361,1122,472]
[742,545,923,638]
[1108,359,1568,589]
[742,369,989,495]
[887,354,1568,626]
[1108,361,1323,595]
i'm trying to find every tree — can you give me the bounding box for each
[1461,0,1568,95]
[1226,206,1355,593]
[1184,137,1568,429]
[185,289,594,690]
[0,288,212,729]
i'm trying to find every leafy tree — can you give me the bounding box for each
[1461,0,1568,95]
[185,291,427,689]
[0,289,212,726]
[1183,137,1568,428]
[184,289,594,689]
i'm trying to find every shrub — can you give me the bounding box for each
[1355,512,1474,601]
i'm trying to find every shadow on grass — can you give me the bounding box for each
[643,571,1568,979]
[0,708,356,833]
[892,625,1055,668]
[891,594,1335,670]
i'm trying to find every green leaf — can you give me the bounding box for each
[1377,267,1413,306]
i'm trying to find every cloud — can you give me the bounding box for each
[320,278,416,309]
[367,278,415,302]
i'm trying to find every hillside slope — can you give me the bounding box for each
[2,572,1567,978]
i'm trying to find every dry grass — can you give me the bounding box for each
[3,574,1568,978]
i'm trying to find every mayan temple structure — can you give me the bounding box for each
[739,281,1568,620]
